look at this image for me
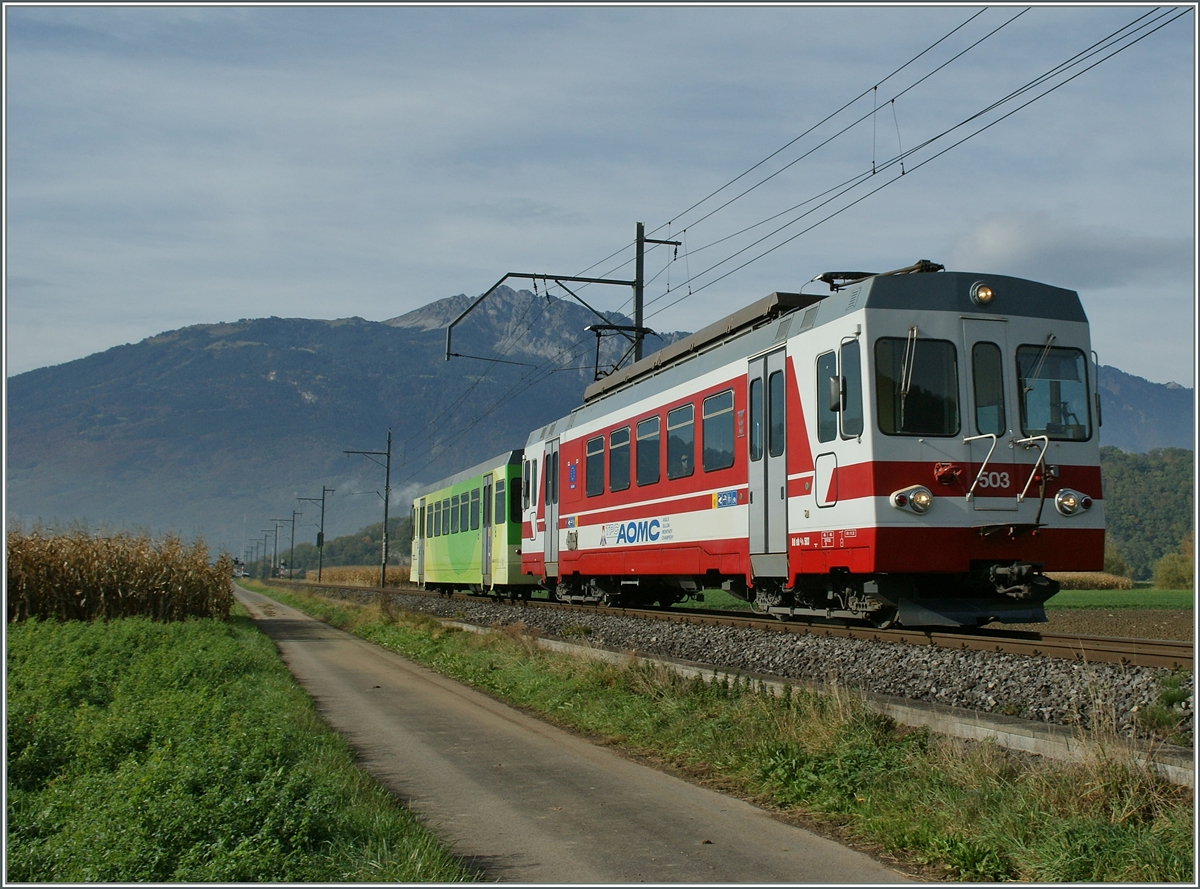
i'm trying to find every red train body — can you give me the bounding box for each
[518,264,1104,626]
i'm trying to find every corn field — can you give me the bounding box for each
[305,565,416,589]
[1047,571,1136,590]
[6,529,235,622]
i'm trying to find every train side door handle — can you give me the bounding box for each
[780,486,785,499]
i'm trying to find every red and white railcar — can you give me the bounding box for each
[519,262,1104,626]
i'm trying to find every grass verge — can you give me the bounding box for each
[1045,589,1194,610]
[254,581,1194,882]
[5,608,476,882]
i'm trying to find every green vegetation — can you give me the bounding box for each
[7,528,233,622]
[257,582,1194,882]
[1152,532,1194,592]
[1101,447,1193,579]
[286,515,412,574]
[1044,589,1194,610]
[1137,672,1192,746]
[5,614,475,883]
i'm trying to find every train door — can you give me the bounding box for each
[748,349,788,575]
[962,318,1018,510]
[481,474,493,586]
[543,439,561,577]
[416,497,426,583]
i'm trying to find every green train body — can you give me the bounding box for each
[410,450,536,596]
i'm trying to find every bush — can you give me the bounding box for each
[1152,533,1194,591]
[6,528,233,622]
[1103,541,1131,577]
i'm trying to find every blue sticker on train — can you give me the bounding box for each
[715,489,738,508]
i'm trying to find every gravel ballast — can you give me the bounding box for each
[317,587,1194,748]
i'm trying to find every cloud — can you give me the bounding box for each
[946,213,1193,291]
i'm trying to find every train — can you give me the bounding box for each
[411,261,1105,627]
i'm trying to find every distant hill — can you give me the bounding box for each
[5,287,685,553]
[5,287,1192,555]
[1096,365,1194,453]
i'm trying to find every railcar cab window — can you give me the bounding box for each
[972,343,1006,436]
[609,427,631,491]
[667,404,695,480]
[702,390,735,471]
[636,416,660,486]
[839,340,864,438]
[586,436,604,497]
[1016,345,1091,440]
[875,336,960,436]
[494,479,506,523]
[817,352,837,442]
[748,378,763,461]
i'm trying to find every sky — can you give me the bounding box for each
[4,4,1196,387]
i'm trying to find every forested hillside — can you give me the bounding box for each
[1099,446,1193,579]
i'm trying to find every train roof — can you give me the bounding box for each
[414,449,522,499]
[581,267,1084,405]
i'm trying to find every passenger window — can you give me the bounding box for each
[636,416,660,486]
[702,390,734,472]
[441,498,450,536]
[609,427,631,491]
[972,342,1006,436]
[426,503,435,538]
[840,339,864,438]
[875,336,960,436]
[816,351,837,442]
[450,494,460,534]
[749,377,763,461]
[586,436,605,496]
[495,479,506,523]
[470,488,480,531]
[1017,345,1090,440]
[768,371,785,457]
[431,501,440,537]
[509,483,521,524]
[667,404,695,480]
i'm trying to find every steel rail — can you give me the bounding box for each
[271,580,1193,671]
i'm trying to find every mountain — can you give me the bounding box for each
[1095,365,1195,454]
[5,287,685,553]
[5,287,1192,555]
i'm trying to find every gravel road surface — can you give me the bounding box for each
[235,586,909,884]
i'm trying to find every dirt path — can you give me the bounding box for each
[235,586,909,883]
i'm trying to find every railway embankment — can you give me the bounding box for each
[309,586,1195,751]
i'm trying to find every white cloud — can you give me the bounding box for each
[947,213,1193,291]
[4,5,1194,384]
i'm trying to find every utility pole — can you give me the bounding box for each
[299,486,334,581]
[261,530,276,578]
[345,429,392,588]
[634,222,681,362]
[269,518,289,577]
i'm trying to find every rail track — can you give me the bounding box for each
[270,579,1193,671]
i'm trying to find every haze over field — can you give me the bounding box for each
[4,6,1195,387]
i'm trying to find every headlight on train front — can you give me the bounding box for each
[891,485,934,514]
[1054,488,1092,516]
